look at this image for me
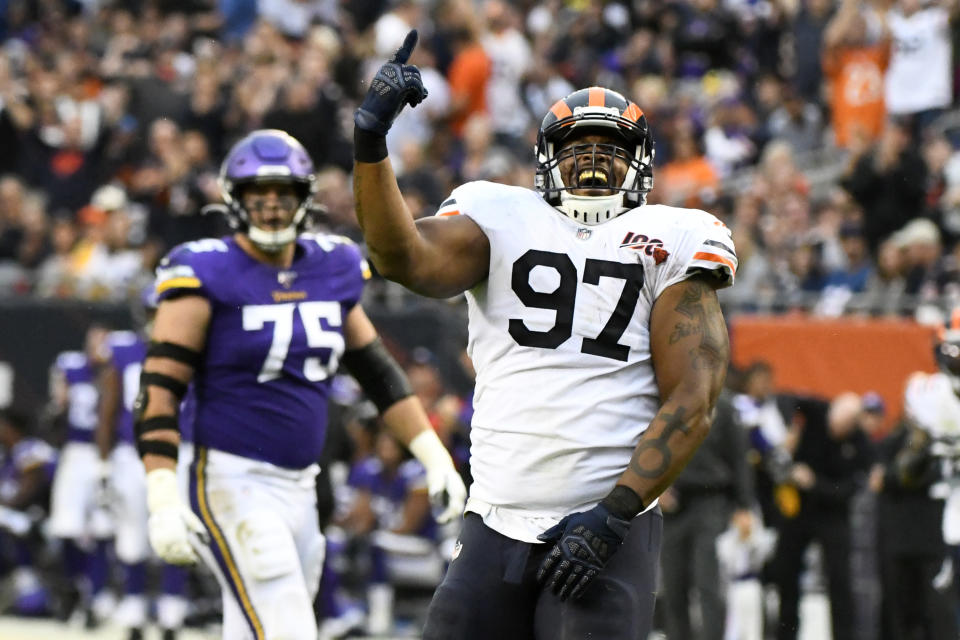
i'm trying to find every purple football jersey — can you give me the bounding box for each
[0,438,57,503]
[106,331,147,445]
[348,457,436,539]
[53,352,99,443]
[178,384,195,444]
[154,235,368,469]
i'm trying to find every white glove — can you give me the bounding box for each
[146,468,207,565]
[409,430,467,524]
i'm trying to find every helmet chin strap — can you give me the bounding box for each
[558,192,628,226]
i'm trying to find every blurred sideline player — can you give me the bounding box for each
[96,300,189,640]
[0,409,57,615]
[902,312,960,536]
[134,129,466,640]
[47,325,115,625]
[354,32,735,638]
[337,428,444,634]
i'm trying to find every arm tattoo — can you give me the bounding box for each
[629,407,689,478]
[669,321,700,344]
[673,279,728,371]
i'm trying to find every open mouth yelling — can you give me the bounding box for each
[577,168,609,187]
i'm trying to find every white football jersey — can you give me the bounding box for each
[904,372,960,543]
[437,181,736,542]
[904,372,960,443]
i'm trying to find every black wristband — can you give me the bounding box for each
[354,127,388,163]
[601,485,645,520]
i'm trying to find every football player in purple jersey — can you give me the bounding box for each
[135,129,466,640]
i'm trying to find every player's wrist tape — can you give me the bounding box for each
[146,468,182,512]
[354,127,388,163]
[137,440,179,462]
[135,415,180,438]
[341,337,412,411]
[601,485,645,520]
[409,429,454,473]
[148,341,202,369]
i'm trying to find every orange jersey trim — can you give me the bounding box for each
[693,251,737,274]
[438,210,460,217]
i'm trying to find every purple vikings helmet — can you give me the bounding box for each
[218,129,317,252]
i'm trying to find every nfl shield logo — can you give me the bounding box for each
[576,228,592,240]
[277,270,298,289]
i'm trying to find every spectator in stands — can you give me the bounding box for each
[703,97,758,179]
[786,0,834,103]
[767,86,825,154]
[892,217,942,299]
[822,0,890,150]
[442,3,492,139]
[844,119,927,253]
[771,392,874,640]
[659,391,755,640]
[481,1,532,155]
[884,0,955,138]
[854,237,909,316]
[34,215,80,299]
[819,222,874,314]
[655,121,720,208]
[387,39,452,175]
[670,0,741,76]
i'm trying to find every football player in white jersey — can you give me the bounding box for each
[353,31,737,639]
[901,312,960,543]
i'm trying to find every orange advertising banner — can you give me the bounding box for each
[730,315,938,429]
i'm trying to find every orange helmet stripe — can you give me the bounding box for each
[588,87,606,107]
[623,103,645,122]
[550,99,573,122]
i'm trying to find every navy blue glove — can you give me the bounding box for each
[537,504,631,601]
[354,30,428,136]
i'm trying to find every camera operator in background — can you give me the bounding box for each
[770,392,874,640]
[734,361,797,530]
[870,383,958,640]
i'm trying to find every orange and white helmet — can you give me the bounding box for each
[535,87,654,225]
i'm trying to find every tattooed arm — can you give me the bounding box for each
[353,159,489,298]
[613,274,730,506]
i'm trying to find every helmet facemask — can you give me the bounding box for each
[213,130,318,253]
[221,176,315,253]
[536,97,654,225]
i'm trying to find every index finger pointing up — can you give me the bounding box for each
[390,29,419,64]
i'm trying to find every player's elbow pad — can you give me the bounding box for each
[341,338,413,412]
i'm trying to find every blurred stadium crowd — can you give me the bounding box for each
[0,0,960,638]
